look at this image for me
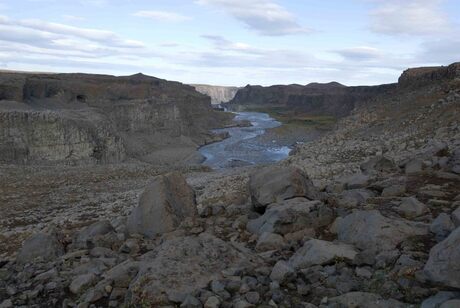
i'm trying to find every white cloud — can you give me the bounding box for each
[196,0,311,36]
[370,0,451,36]
[133,10,191,22]
[62,15,86,22]
[334,46,382,61]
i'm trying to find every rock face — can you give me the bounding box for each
[335,210,429,251]
[424,227,460,288]
[0,72,231,165]
[127,172,196,238]
[191,84,240,104]
[249,165,318,212]
[227,81,396,117]
[16,233,64,264]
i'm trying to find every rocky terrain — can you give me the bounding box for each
[0,72,233,166]
[1,62,460,308]
[191,85,240,105]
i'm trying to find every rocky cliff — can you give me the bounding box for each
[227,81,397,117]
[191,84,240,104]
[0,72,232,165]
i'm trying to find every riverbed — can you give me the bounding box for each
[199,112,291,169]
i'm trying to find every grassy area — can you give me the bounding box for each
[242,105,337,128]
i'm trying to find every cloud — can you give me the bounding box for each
[334,46,382,61]
[62,15,86,22]
[418,38,460,64]
[133,10,191,22]
[370,0,451,36]
[0,16,145,48]
[196,0,311,36]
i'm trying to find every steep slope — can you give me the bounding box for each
[191,84,240,104]
[0,72,232,165]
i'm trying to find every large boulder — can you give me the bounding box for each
[246,198,333,235]
[16,233,64,264]
[289,239,357,270]
[335,210,428,252]
[447,147,460,174]
[127,172,196,238]
[327,292,406,308]
[424,227,460,288]
[396,197,429,219]
[127,233,251,305]
[249,165,318,212]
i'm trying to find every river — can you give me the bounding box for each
[199,112,291,169]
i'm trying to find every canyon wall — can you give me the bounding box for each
[0,72,232,165]
[191,84,240,104]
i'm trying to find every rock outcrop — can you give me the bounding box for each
[0,72,232,165]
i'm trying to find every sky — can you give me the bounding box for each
[0,0,459,86]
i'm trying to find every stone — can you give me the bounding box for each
[335,189,375,208]
[0,300,13,308]
[397,197,429,219]
[360,156,398,174]
[339,173,370,189]
[327,292,406,308]
[424,227,460,288]
[129,233,250,305]
[16,233,64,264]
[204,296,220,308]
[102,261,139,288]
[249,165,318,212]
[180,295,202,308]
[335,210,428,252]
[451,206,460,227]
[430,213,455,240]
[355,267,373,279]
[73,220,114,249]
[247,198,333,235]
[255,232,286,252]
[440,300,460,308]
[447,147,460,174]
[405,158,424,174]
[288,239,357,269]
[381,184,406,197]
[421,291,460,308]
[270,260,294,283]
[127,172,196,238]
[69,274,96,294]
[245,291,260,304]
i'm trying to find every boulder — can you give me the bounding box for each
[288,239,357,270]
[397,197,429,219]
[73,220,114,249]
[360,156,399,174]
[249,165,318,212]
[405,158,424,174]
[447,147,460,174]
[381,184,406,197]
[16,233,64,264]
[440,300,460,308]
[421,291,460,308]
[424,227,460,288]
[430,213,455,240]
[452,206,460,227]
[335,189,375,208]
[327,292,406,308]
[69,273,96,294]
[339,173,371,190]
[255,232,286,252]
[128,233,251,305]
[335,210,429,252]
[270,260,294,283]
[246,198,333,235]
[127,172,196,238]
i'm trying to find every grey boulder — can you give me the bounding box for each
[327,292,406,308]
[360,156,398,174]
[335,210,428,252]
[73,220,114,249]
[424,227,460,288]
[249,165,318,212]
[127,172,196,238]
[16,233,64,264]
[289,239,357,270]
[397,197,429,219]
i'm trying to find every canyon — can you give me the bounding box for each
[0,62,460,308]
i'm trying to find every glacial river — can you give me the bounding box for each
[199,112,291,169]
